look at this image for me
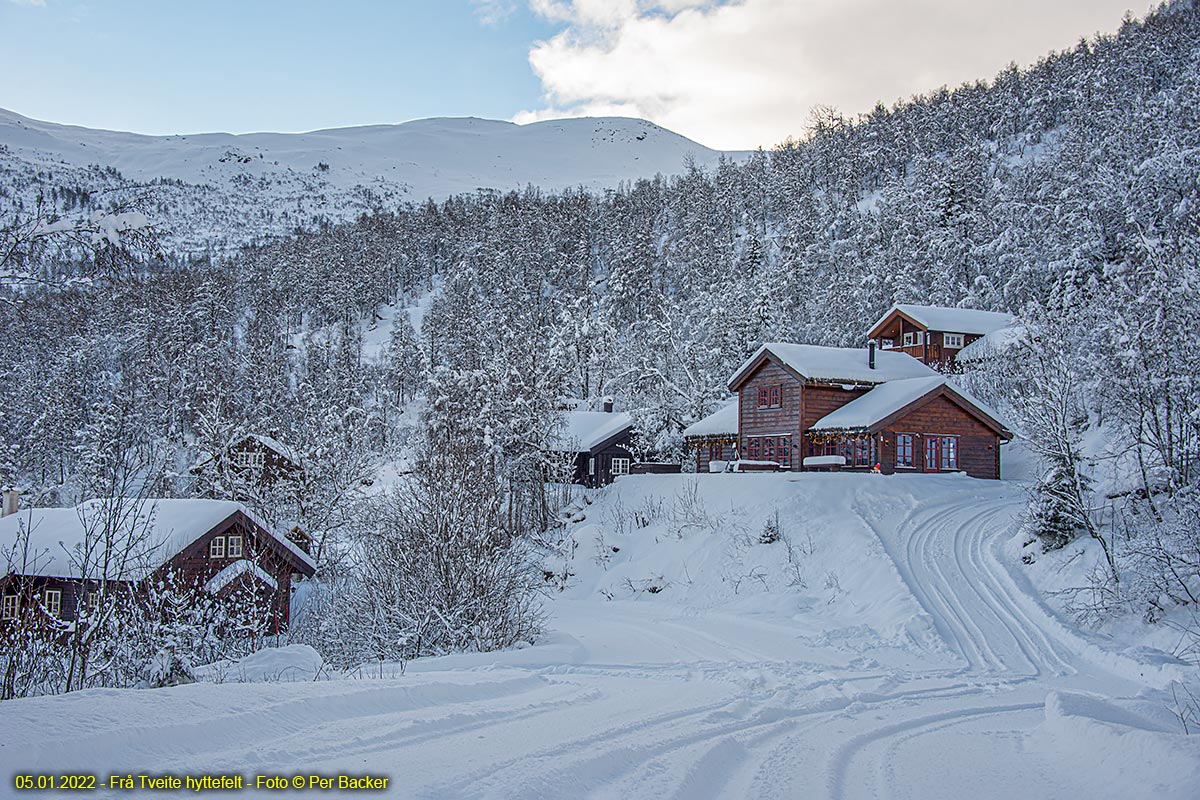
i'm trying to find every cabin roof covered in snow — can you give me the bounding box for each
[867,304,1017,338]
[956,321,1027,363]
[240,434,301,466]
[810,376,1012,436]
[682,401,738,438]
[728,343,937,390]
[549,410,634,453]
[810,377,947,431]
[0,498,316,581]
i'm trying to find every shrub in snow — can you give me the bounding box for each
[759,512,782,545]
[293,440,545,668]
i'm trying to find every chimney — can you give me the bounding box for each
[602,397,614,413]
[2,487,18,518]
[868,341,877,370]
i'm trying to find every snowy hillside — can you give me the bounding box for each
[4,473,1195,799]
[0,107,734,252]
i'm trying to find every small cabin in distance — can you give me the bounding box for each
[549,400,637,487]
[682,401,738,472]
[866,304,1016,368]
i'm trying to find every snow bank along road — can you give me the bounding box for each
[2,475,1197,798]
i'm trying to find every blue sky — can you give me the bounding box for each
[0,1,555,134]
[1,0,1136,150]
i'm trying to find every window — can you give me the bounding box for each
[44,589,62,618]
[757,384,782,409]
[85,592,100,614]
[611,457,631,476]
[926,437,939,469]
[939,436,958,470]
[776,436,791,467]
[902,332,914,347]
[708,442,724,463]
[209,536,226,559]
[588,457,596,476]
[943,333,964,349]
[880,338,894,350]
[227,535,243,558]
[915,331,925,345]
[233,450,265,470]
[896,434,915,468]
[749,436,791,467]
[811,437,871,467]
[2,594,17,620]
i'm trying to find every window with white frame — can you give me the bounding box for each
[588,457,596,476]
[902,332,914,347]
[611,457,631,476]
[2,594,18,620]
[943,333,964,349]
[44,589,62,618]
[233,450,265,470]
[209,536,226,559]
[880,338,894,350]
[227,535,243,558]
[915,331,925,345]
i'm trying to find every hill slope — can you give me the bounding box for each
[0,108,734,252]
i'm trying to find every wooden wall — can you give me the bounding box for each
[878,395,1001,479]
[738,360,803,471]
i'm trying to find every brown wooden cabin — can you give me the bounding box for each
[192,434,304,493]
[866,304,1016,368]
[0,498,316,633]
[681,401,739,472]
[727,343,1012,479]
[550,402,638,487]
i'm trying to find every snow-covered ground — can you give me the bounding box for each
[3,474,1197,798]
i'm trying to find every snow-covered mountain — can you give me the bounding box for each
[0,107,736,253]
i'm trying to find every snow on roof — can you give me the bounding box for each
[729,343,938,389]
[682,401,738,438]
[243,434,301,466]
[0,498,315,581]
[205,559,278,595]
[810,377,947,431]
[869,304,1016,337]
[956,321,1027,363]
[549,410,634,453]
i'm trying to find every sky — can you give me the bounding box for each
[1,0,1142,150]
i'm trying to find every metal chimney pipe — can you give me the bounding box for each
[868,341,877,370]
[602,397,614,413]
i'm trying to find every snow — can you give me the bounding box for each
[203,559,278,594]
[0,498,315,580]
[2,474,1196,798]
[956,320,1027,363]
[194,645,325,684]
[729,343,939,389]
[681,400,738,438]
[868,304,1017,336]
[0,107,739,251]
[549,410,634,453]
[244,434,301,466]
[811,376,946,430]
[803,454,847,466]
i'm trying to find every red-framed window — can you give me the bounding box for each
[757,384,782,409]
[809,437,871,467]
[938,436,958,470]
[925,437,939,469]
[896,434,915,468]
[747,436,791,466]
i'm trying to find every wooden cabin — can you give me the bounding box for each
[866,304,1016,368]
[0,498,316,632]
[727,343,1012,479]
[682,401,738,472]
[549,401,637,487]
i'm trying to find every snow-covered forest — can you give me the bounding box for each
[2,4,1200,677]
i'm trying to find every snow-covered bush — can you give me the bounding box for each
[294,441,545,668]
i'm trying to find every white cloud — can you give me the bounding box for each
[472,0,518,26]
[518,0,1137,150]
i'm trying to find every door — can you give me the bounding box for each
[924,437,940,472]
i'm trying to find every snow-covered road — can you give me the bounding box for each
[2,475,1196,798]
